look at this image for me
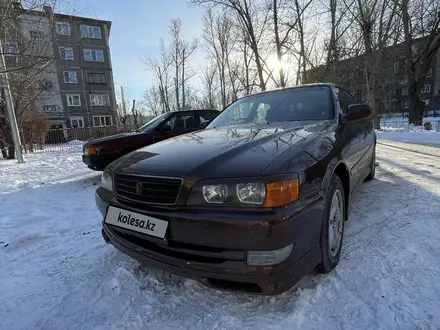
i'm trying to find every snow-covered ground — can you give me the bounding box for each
[376,130,440,145]
[1,134,440,330]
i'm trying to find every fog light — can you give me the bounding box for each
[101,170,113,192]
[247,245,293,266]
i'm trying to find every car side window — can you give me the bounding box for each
[337,88,356,114]
[338,88,356,115]
[199,111,218,127]
[162,113,199,130]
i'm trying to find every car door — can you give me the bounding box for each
[337,87,371,188]
[152,112,200,144]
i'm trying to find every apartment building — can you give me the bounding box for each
[3,2,117,130]
[303,37,439,115]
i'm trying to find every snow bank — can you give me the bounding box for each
[67,139,85,146]
[380,115,439,123]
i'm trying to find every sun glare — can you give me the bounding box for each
[267,54,286,72]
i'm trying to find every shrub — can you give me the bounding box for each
[424,122,432,131]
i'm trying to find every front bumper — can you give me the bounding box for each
[96,187,324,294]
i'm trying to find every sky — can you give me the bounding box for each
[63,0,206,101]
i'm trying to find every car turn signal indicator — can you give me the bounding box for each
[263,179,299,208]
[85,146,98,156]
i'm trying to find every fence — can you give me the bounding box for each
[5,119,440,157]
[379,120,440,132]
[19,125,139,153]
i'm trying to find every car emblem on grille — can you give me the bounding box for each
[136,182,143,195]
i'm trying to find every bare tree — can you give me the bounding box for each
[203,9,235,107]
[142,39,172,113]
[191,0,270,91]
[266,0,312,87]
[143,85,163,116]
[397,0,440,124]
[230,21,259,96]
[341,0,399,128]
[200,62,218,108]
[169,18,199,110]
[0,1,69,158]
[296,0,357,85]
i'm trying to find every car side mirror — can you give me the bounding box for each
[345,104,371,121]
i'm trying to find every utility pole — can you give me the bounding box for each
[0,39,24,163]
[120,84,127,117]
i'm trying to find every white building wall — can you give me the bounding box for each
[19,12,64,125]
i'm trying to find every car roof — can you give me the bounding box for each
[163,109,219,115]
[238,83,337,99]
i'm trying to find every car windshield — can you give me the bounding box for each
[137,113,170,132]
[207,86,334,128]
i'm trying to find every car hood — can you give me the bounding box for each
[114,121,330,178]
[83,131,141,147]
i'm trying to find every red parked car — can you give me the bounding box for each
[82,109,219,170]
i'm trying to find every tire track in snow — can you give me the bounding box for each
[343,143,438,258]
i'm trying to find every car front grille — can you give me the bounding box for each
[114,174,183,205]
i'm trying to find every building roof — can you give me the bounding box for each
[10,3,112,35]
[53,12,112,35]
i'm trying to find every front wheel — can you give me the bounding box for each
[317,174,345,274]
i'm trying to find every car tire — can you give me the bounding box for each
[317,174,345,274]
[366,146,376,181]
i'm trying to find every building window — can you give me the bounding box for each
[43,105,58,113]
[80,25,101,39]
[402,87,409,95]
[30,30,43,39]
[84,49,104,62]
[56,22,70,36]
[59,47,74,60]
[426,69,432,78]
[402,101,409,108]
[70,116,84,128]
[87,72,107,84]
[93,115,112,127]
[4,42,18,67]
[63,71,77,83]
[421,84,431,93]
[90,94,110,106]
[66,94,81,106]
[393,62,399,72]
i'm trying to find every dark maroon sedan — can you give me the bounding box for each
[95,84,376,294]
[82,109,218,170]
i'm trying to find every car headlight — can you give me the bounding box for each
[236,183,266,204]
[101,170,113,191]
[203,184,228,203]
[186,175,299,208]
